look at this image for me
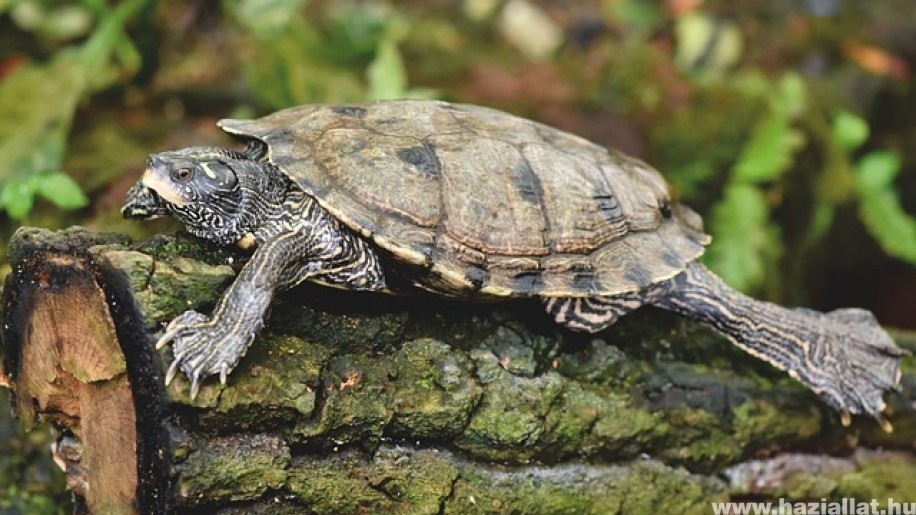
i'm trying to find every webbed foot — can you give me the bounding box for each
[816,307,908,430]
[156,310,256,399]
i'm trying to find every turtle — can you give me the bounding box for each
[122,99,904,425]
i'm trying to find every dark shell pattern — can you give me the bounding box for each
[218,100,710,298]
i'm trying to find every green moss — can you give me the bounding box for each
[287,456,389,513]
[834,453,916,502]
[583,397,661,457]
[195,335,332,428]
[554,339,646,389]
[101,248,235,328]
[446,459,725,514]
[731,399,821,449]
[297,353,393,443]
[455,349,564,462]
[268,292,410,356]
[655,408,742,468]
[132,234,241,267]
[478,325,562,378]
[287,447,460,514]
[535,382,602,459]
[143,257,235,324]
[99,249,154,292]
[284,446,726,515]
[176,434,290,506]
[387,339,483,437]
[724,451,916,505]
[782,473,842,499]
[364,447,460,514]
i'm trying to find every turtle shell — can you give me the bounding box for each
[218,100,710,298]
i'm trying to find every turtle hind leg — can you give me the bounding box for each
[543,295,644,333]
[647,261,906,423]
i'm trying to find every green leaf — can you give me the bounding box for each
[76,0,147,80]
[10,2,93,40]
[241,20,365,108]
[857,189,916,264]
[323,2,398,62]
[368,38,408,100]
[34,171,89,209]
[0,179,36,220]
[832,110,869,151]
[802,200,836,250]
[704,184,780,291]
[731,73,807,183]
[0,53,85,183]
[775,72,805,117]
[674,12,714,72]
[732,111,805,183]
[853,150,916,264]
[854,150,900,190]
[674,12,743,78]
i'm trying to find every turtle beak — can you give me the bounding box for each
[123,155,175,220]
[122,179,167,220]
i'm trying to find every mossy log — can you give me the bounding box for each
[1,226,914,514]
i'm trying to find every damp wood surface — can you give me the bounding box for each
[2,226,915,514]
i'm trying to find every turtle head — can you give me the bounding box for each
[122,146,254,244]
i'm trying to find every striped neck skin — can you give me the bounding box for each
[143,146,290,246]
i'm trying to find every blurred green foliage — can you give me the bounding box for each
[0,0,145,220]
[704,72,806,290]
[231,0,433,109]
[0,389,69,514]
[0,0,426,222]
[611,2,916,296]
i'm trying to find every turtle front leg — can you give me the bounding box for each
[158,211,386,399]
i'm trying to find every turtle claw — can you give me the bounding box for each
[190,373,202,401]
[877,415,894,434]
[155,329,175,350]
[155,309,255,397]
[840,410,852,427]
[157,310,209,351]
[165,360,180,386]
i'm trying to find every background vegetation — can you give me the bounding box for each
[0,0,913,512]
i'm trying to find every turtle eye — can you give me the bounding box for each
[171,167,194,182]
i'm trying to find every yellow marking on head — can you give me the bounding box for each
[141,169,188,206]
[236,233,257,250]
[200,162,218,179]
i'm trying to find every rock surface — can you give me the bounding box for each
[2,226,914,514]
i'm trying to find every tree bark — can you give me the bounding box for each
[2,226,914,514]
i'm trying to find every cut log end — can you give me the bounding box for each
[2,227,169,514]
[4,251,138,513]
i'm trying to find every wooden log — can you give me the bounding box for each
[2,228,168,514]
[1,226,914,514]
